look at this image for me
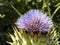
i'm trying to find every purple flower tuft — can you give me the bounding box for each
[15,9,53,32]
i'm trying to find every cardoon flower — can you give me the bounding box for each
[15,9,53,32]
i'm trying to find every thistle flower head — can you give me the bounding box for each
[15,9,53,32]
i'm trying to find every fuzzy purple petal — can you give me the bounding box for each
[15,9,53,32]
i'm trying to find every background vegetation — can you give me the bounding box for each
[0,0,60,45]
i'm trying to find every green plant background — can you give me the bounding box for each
[0,0,60,45]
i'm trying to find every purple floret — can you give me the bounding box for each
[15,9,53,32]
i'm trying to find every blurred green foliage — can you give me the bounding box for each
[0,0,60,45]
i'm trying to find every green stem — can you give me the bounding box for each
[51,6,60,19]
[11,5,22,16]
[47,0,51,16]
[41,0,46,12]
